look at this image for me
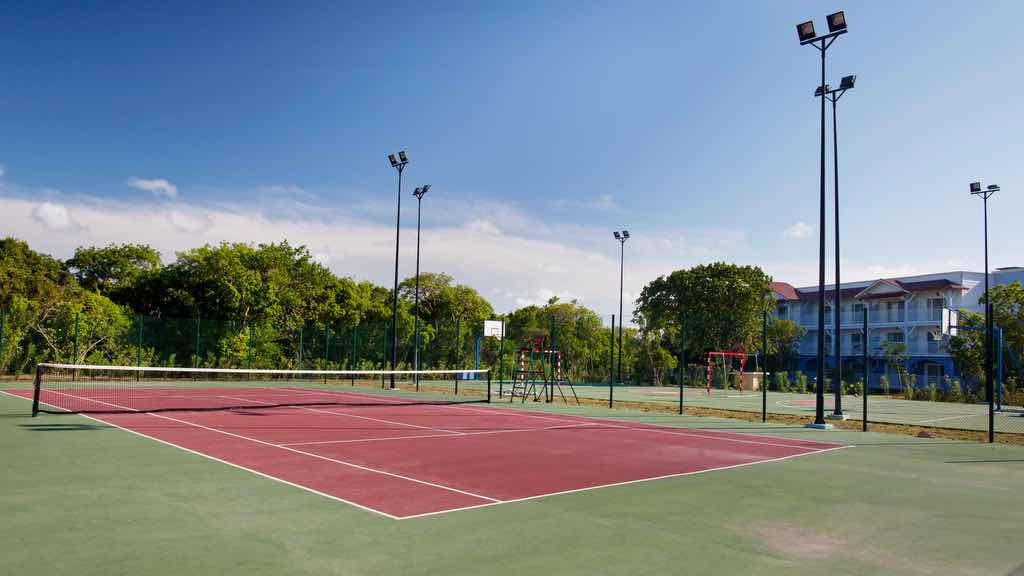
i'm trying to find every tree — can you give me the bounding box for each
[984,281,1024,355]
[765,319,806,371]
[635,262,773,360]
[881,340,909,391]
[948,310,985,384]
[65,243,160,296]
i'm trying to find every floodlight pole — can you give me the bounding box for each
[412,185,429,390]
[971,182,998,443]
[825,82,853,419]
[388,152,409,390]
[800,23,845,427]
[615,233,628,386]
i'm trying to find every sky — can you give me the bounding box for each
[0,1,1021,320]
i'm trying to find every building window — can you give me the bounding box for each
[886,332,905,344]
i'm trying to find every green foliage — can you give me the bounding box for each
[65,243,160,296]
[635,262,772,362]
[847,380,863,396]
[948,379,963,403]
[948,311,985,382]
[775,371,791,392]
[880,374,890,396]
[904,373,917,400]
[926,382,938,402]
[795,371,808,394]
[765,319,806,371]
[984,281,1024,356]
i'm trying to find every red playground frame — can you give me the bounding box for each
[705,352,747,396]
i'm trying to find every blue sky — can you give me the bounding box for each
[0,1,1020,316]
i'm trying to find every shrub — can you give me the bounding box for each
[947,379,963,403]
[880,374,890,396]
[904,374,917,400]
[776,371,791,392]
[796,372,808,394]
[847,380,863,396]
[927,382,938,402]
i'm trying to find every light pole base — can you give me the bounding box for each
[805,422,834,430]
[826,413,849,421]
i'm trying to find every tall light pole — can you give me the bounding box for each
[412,184,431,390]
[387,150,409,390]
[797,10,848,428]
[613,230,629,385]
[970,181,999,443]
[819,74,856,420]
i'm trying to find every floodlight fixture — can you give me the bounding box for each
[814,84,831,97]
[987,184,1000,192]
[797,20,816,43]
[413,184,430,199]
[827,11,847,33]
[388,154,399,167]
[839,74,856,90]
[613,231,621,240]
[970,182,982,193]
[622,230,630,239]
[398,150,408,163]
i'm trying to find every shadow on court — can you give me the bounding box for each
[19,423,110,432]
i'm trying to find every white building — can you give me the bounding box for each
[770,269,1019,386]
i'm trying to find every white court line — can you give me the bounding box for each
[4,389,850,520]
[447,403,837,451]
[399,445,852,520]
[280,423,604,447]
[0,390,402,519]
[915,413,980,425]
[213,394,462,434]
[30,389,501,504]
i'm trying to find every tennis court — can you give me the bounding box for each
[7,367,842,519]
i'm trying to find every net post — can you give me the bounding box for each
[31,364,43,417]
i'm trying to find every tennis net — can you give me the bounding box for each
[31,363,491,416]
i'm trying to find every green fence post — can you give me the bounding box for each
[194,317,201,369]
[298,324,304,369]
[73,311,80,364]
[324,325,330,384]
[609,314,615,409]
[137,315,143,381]
[351,325,357,386]
[679,309,685,415]
[247,320,254,370]
[863,307,869,432]
[497,320,505,399]
[762,309,768,423]
[0,309,5,374]
[381,322,388,389]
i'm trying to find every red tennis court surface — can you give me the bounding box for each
[7,387,845,519]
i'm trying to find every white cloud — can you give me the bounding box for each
[783,221,812,239]
[128,177,179,198]
[31,201,72,230]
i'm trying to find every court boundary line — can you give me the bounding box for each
[0,389,402,519]
[27,388,503,505]
[276,385,845,450]
[3,388,850,519]
[399,444,851,520]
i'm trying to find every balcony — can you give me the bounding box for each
[907,305,943,323]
